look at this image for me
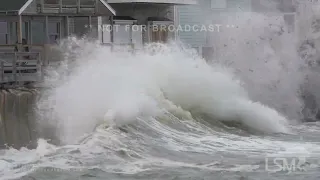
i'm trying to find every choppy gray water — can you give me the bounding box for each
[2,119,320,180]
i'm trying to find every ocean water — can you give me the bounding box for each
[2,1,320,180]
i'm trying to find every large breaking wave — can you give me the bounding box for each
[34,1,320,145]
[36,39,291,144]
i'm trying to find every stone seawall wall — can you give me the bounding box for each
[0,89,39,149]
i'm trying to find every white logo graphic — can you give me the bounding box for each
[265,157,308,173]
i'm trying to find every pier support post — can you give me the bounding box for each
[16,15,23,52]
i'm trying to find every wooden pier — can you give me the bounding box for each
[0,44,44,87]
[0,52,42,83]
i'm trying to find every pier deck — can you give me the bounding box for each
[0,51,43,87]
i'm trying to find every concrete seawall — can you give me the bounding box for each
[0,89,39,149]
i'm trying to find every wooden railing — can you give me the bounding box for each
[0,52,43,85]
[101,43,136,52]
[0,45,45,53]
[0,42,138,86]
[40,0,96,13]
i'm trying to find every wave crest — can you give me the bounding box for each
[37,39,290,144]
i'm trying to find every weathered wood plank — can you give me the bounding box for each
[0,52,42,84]
[0,90,6,148]
[0,89,39,149]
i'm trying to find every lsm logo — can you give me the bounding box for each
[265,157,310,173]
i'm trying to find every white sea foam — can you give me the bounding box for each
[36,40,292,144]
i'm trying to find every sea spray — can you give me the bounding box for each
[37,40,291,144]
[205,1,320,122]
[295,1,320,121]
[208,11,306,121]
